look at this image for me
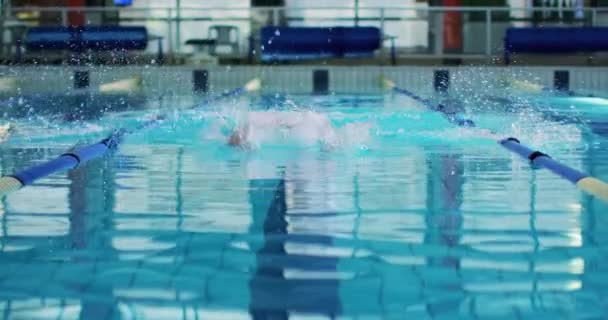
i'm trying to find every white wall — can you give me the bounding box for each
[126,0,430,52]
[127,0,250,53]
[131,0,248,7]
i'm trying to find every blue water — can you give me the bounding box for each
[0,91,608,319]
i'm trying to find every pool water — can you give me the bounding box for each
[0,91,608,319]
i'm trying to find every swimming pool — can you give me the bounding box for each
[0,88,607,319]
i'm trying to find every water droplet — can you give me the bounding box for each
[274,29,280,36]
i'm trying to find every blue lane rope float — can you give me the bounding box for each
[0,78,262,197]
[499,137,608,202]
[381,76,608,202]
[381,77,475,128]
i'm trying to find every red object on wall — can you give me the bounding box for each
[67,0,86,26]
[443,0,462,52]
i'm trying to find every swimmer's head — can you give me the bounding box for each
[458,119,476,127]
[228,131,242,146]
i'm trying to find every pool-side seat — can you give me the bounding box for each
[17,26,163,63]
[255,26,396,64]
[504,27,608,65]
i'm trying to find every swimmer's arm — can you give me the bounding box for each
[0,123,14,143]
[276,116,301,129]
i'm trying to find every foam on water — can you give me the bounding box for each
[0,87,588,161]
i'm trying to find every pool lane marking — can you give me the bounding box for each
[248,178,289,318]
[381,76,608,203]
[248,178,341,316]
[0,77,262,197]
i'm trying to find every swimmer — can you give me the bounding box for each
[434,97,465,115]
[226,110,342,149]
[432,97,477,127]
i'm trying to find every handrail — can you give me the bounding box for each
[6,6,608,12]
[3,5,606,59]
[0,77,261,197]
[381,76,608,202]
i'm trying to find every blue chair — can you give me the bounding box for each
[17,26,162,64]
[254,26,396,64]
[504,27,608,64]
[79,26,149,51]
[24,26,74,51]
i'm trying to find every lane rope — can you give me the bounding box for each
[0,78,262,197]
[381,76,608,202]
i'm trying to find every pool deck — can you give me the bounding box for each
[1,65,607,97]
[8,51,608,67]
[214,54,608,67]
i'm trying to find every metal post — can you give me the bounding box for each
[176,0,181,53]
[390,37,396,65]
[157,38,164,65]
[380,8,385,35]
[0,1,5,56]
[354,0,359,26]
[435,8,443,56]
[485,8,492,62]
[167,8,174,57]
[61,8,68,26]
[272,7,279,26]
[592,8,597,26]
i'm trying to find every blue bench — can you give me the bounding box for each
[254,26,396,64]
[504,27,608,65]
[17,26,163,63]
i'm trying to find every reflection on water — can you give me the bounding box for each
[0,94,607,319]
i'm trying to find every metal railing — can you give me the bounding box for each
[2,5,608,61]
